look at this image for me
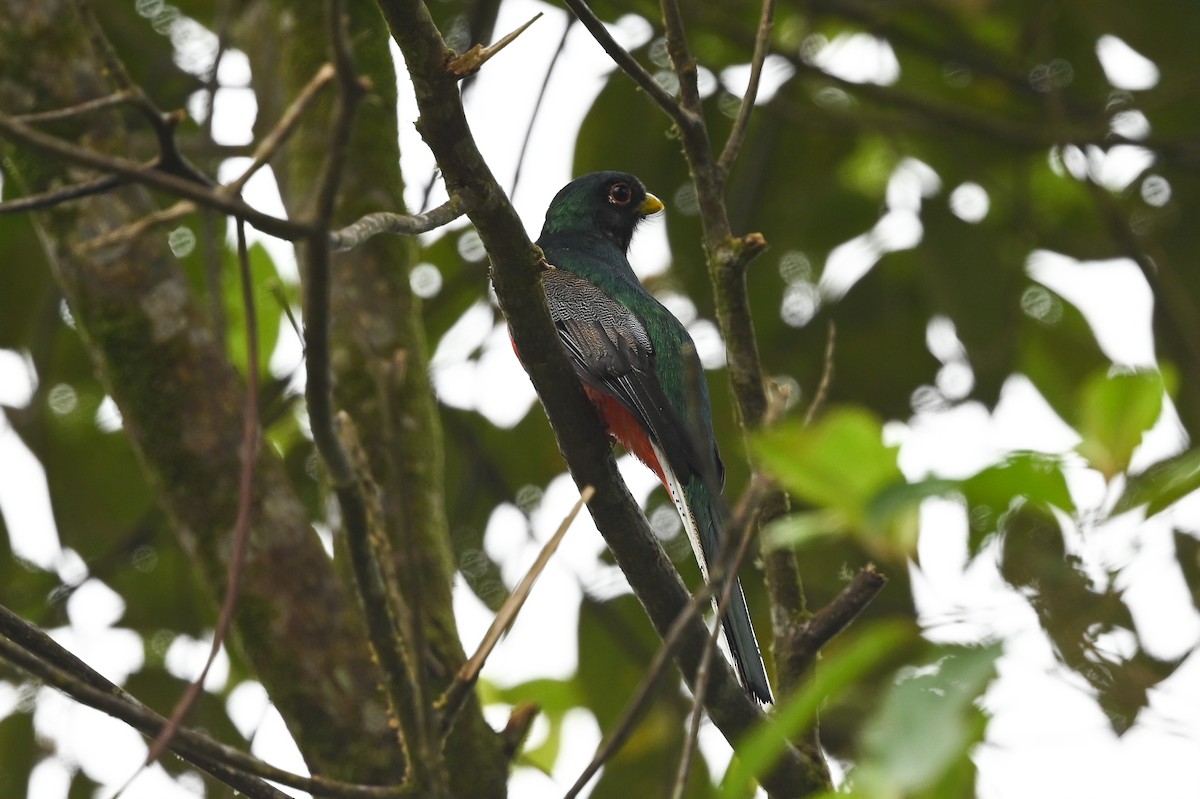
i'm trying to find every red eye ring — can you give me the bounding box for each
[608,183,633,205]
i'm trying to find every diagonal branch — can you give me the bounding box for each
[440,486,594,733]
[559,0,690,130]
[376,0,821,793]
[0,604,415,798]
[0,173,127,214]
[225,63,338,195]
[563,581,716,799]
[511,15,575,198]
[13,89,136,122]
[0,111,311,239]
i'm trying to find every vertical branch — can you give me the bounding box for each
[113,219,261,797]
[300,0,438,790]
[303,0,367,487]
[336,413,443,795]
[658,0,731,242]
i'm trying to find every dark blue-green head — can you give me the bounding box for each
[538,171,664,253]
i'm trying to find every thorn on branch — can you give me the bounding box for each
[737,231,768,261]
[500,704,540,761]
[447,12,544,79]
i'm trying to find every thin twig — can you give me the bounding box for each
[13,90,136,123]
[200,0,233,141]
[329,195,465,250]
[803,320,836,427]
[562,582,716,799]
[672,470,766,799]
[716,0,776,174]
[72,199,196,253]
[672,641,712,799]
[441,486,594,733]
[511,16,574,198]
[783,565,888,681]
[72,0,142,95]
[0,173,126,215]
[225,63,338,195]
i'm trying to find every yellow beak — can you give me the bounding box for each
[639,192,664,215]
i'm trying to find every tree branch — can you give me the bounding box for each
[377,0,820,792]
[563,582,716,799]
[225,63,337,195]
[0,604,415,799]
[0,111,311,239]
[329,196,465,251]
[440,486,593,732]
[778,565,889,685]
[559,0,690,130]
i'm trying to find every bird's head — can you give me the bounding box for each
[539,171,664,252]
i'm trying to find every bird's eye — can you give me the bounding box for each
[608,183,633,205]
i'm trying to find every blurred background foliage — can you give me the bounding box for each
[2,0,1199,796]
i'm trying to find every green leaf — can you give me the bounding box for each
[484,678,581,775]
[866,478,960,556]
[1174,531,1200,615]
[0,709,36,799]
[223,242,285,379]
[1113,447,1200,518]
[1077,369,1167,479]
[956,452,1075,557]
[720,621,914,798]
[753,408,903,529]
[961,451,1074,514]
[856,643,1001,794]
[760,509,848,551]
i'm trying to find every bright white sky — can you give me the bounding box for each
[1,2,1198,797]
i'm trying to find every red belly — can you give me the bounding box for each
[511,335,666,487]
[583,385,667,488]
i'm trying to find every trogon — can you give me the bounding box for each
[527,171,772,704]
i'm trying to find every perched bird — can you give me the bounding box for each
[530,171,772,703]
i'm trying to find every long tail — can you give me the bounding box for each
[712,559,773,704]
[694,490,773,704]
[658,452,772,703]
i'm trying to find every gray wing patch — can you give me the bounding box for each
[541,269,707,484]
